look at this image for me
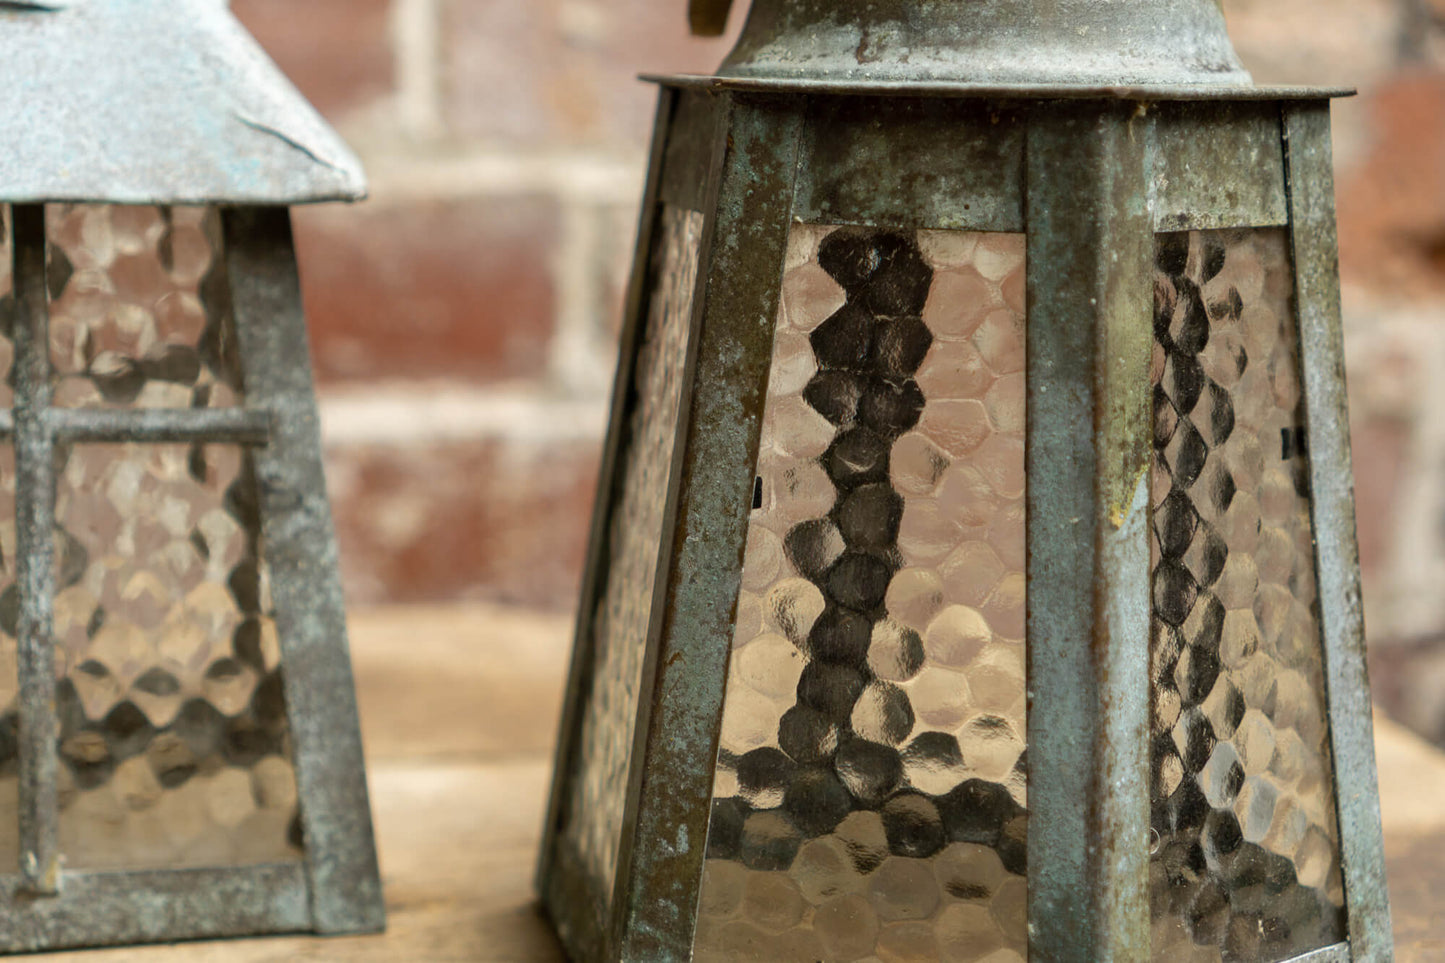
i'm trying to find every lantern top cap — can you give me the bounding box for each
[0,0,366,206]
[692,0,1261,89]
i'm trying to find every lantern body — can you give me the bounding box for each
[0,2,382,952]
[541,5,1391,961]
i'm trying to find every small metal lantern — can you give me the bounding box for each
[0,1,383,952]
[541,0,1393,960]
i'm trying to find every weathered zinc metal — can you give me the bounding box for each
[0,206,385,952]
[0,0,365,205]
[541,1,1391,961]
[0,0,382,952]
[697,0,1251,88]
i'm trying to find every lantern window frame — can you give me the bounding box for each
[539,83,1390,963]
[0,0,381,952]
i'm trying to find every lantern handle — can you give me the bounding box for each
[690,0,733,36]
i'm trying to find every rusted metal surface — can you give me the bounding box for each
[0,203,381,949]
[222,207,385,936]
[1284,103,1394,962]
[0,864,310,953]
[796,97,1025,232]
[716,0,1250,87]
[660,90,723,214]
[1150,101,1290,231]
[689,0,734,38]
[0,408,272,445]
[613,94,802,961]
[542,1,1382,957]
[0,1,364,204]
[645,74,1355,102]
[1025,103,1154,961]
[539,89,681,963]
[11,203,58,896]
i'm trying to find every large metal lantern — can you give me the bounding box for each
[540,0,1392,960]
[0,1,383,952]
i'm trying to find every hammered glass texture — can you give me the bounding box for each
[561,207,702,907]
[0,208,16,865]
[0,447,18,871]
[52,444,301,871]
[1149,229,1346,962]
[695,227,1028,963]
[0,204,14,406]
[46,205,240,409]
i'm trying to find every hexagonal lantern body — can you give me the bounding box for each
[540,1,1392,960]
[0,1,382,952]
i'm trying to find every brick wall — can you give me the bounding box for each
[231,2,1445,735]
[229,0,738,611]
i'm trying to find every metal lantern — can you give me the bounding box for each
[541,0,1392,960]
[0,2,382,952]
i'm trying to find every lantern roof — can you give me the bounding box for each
[692,0,1268,90]
[0,0,366,206]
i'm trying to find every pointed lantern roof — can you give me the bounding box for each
[0,0,366,205]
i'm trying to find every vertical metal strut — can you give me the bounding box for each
[10,204,58,895]
[221,206,385,935]
[1284,102,1394,961]
[1025,104,1154,960]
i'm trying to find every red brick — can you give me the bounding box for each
[1338,71,1445,298]
[293,198,559,385]
[441,0,741,146]
[327,440,600,608]
[230,0,395,118]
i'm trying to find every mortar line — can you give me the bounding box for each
[392,0,443,141]
[547,199,617,396]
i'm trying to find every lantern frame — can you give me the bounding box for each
[539,78,1391,962]
[0,1,382,952]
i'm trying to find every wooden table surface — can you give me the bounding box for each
[34,604,1445,962]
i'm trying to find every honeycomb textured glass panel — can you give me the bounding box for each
[46,204,240,409]
[53,444,301,871]
[1149,229,1346,962]
[0,447,19,871]
[695,227,1028,963]
[560,206,702,906]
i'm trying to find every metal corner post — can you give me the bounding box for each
[221,206,385,936]
[538,86,684,961]
[10,203,59,895]
[612,93,803,961]
[538,84,679,907]
[1025,102,1154,960]
[1282,103,1394,962]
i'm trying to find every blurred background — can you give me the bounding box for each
[228,0,1445,747]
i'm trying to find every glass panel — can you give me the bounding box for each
[0,207,16,867]
[560,207,702,906]
[0,447,18,872]
[1149,229,1346,961]
[46,205,239,409]
[53,444,300,870]
[695,227,1028,963]
[0,204,15,406]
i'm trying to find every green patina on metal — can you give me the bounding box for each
[1025,103,1154,960]
[0,3,381,950]
[1285,104,1394,961]
[616,94,804,961]
[539,2,1389,960]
